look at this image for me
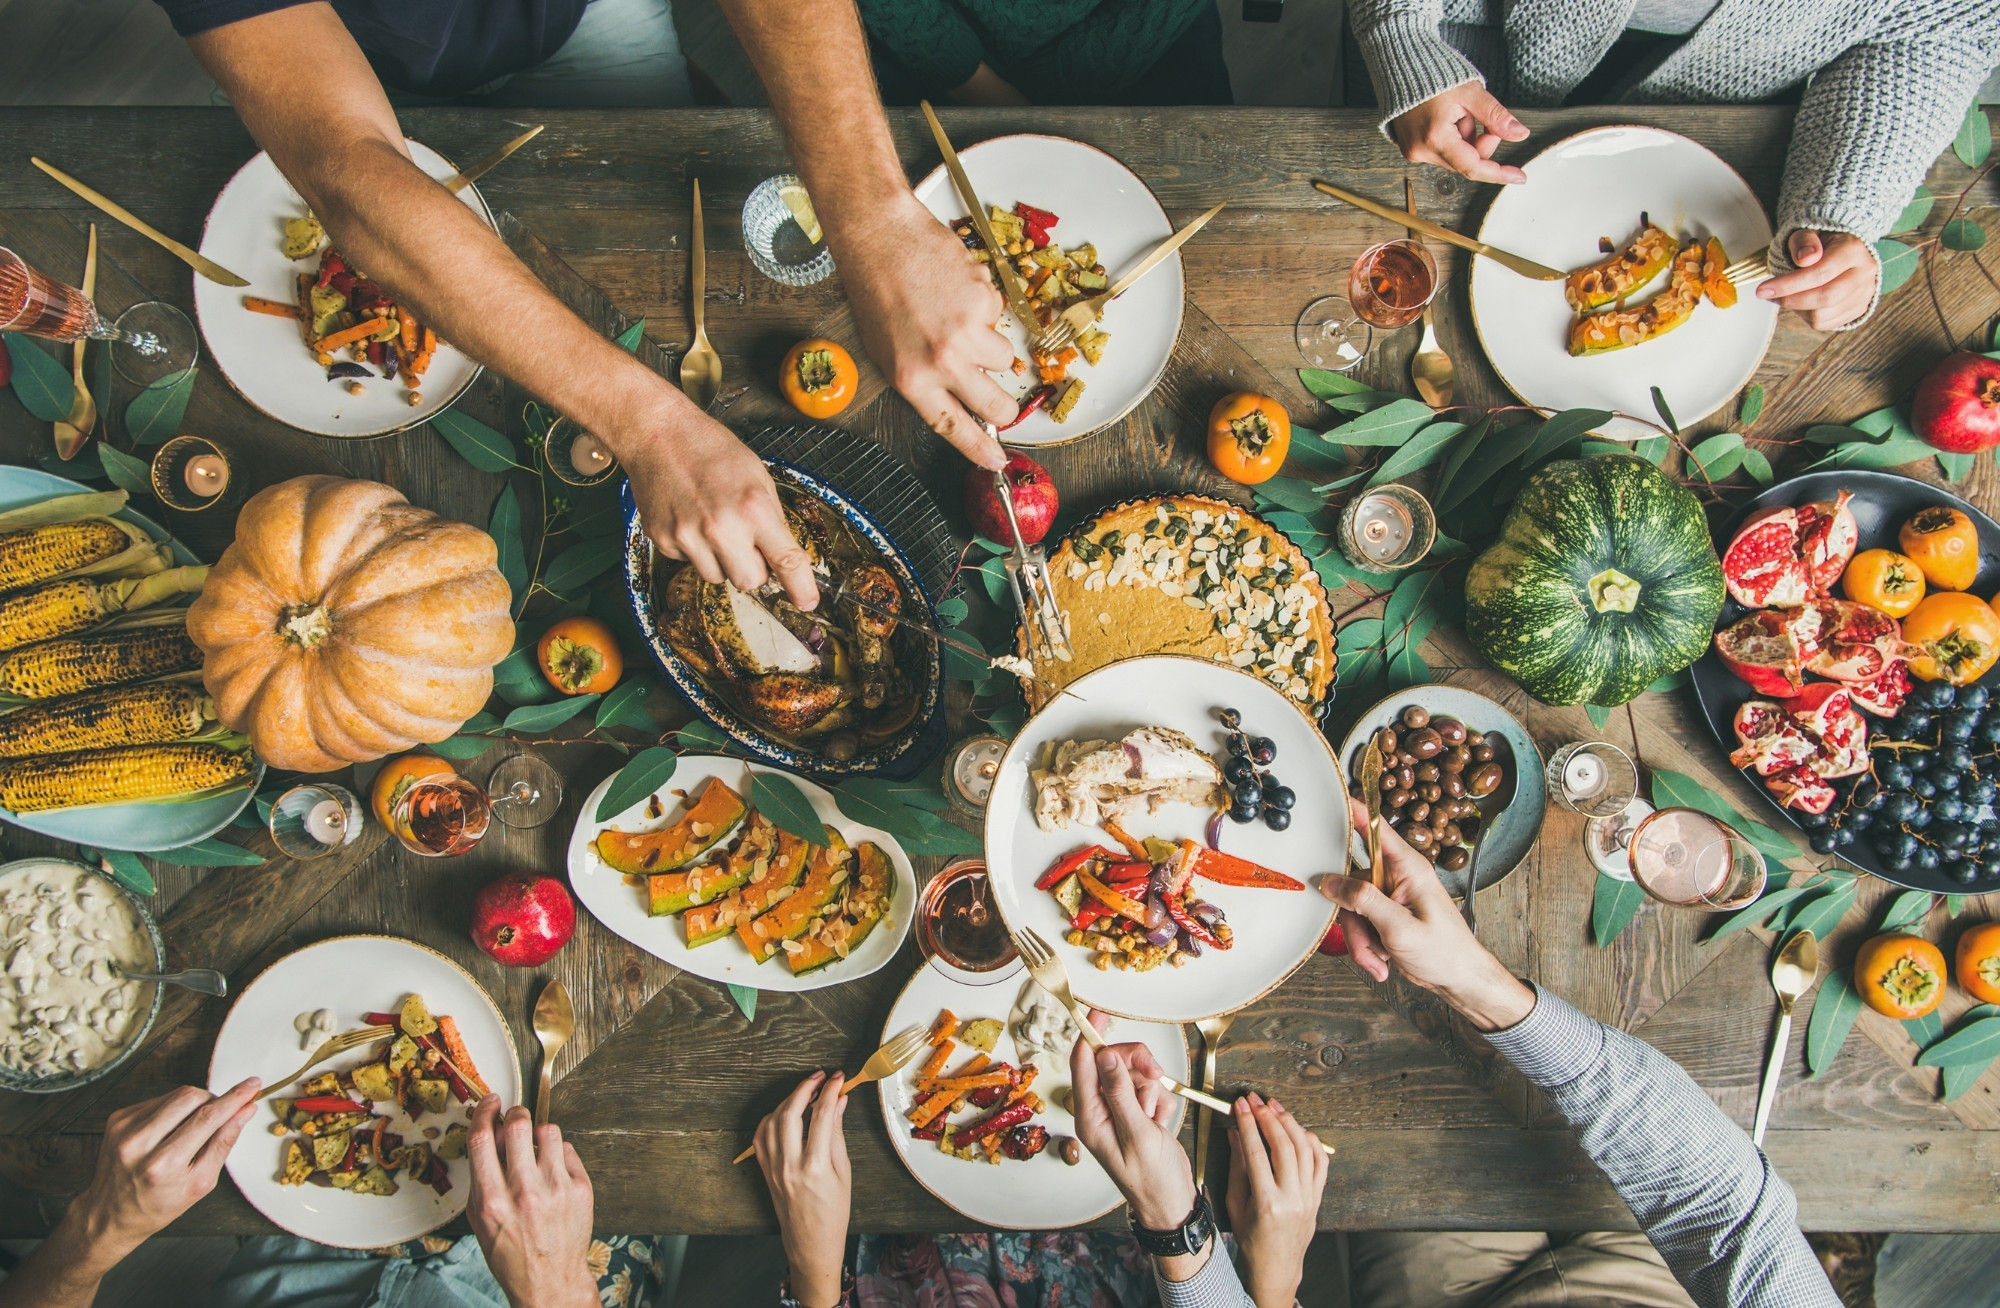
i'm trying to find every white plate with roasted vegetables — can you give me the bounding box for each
[566,756,917,991]
[878,960,1186,1228]
[913,134,1182,446]
[0,471,259,850]
[193,140,487,438]
[208,935,520,1249]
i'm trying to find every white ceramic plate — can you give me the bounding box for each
[1469,125,1778,441]
[986,656,1345,1023]
[878,959,1186,1228]
[913,134,1182,446]
[193,141,488,438]
[208,935,521,1249]
[566,756,916,991]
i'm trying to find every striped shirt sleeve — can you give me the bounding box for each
[1484,985,1841,1308]
[1153,1245,1259,1308]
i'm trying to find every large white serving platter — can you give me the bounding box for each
[1469,125,1778,441]
[986,656,1346,1023]
[913,134,1182,446]
[193,140,488,438]
[208,935,521,1249]
[878,959,1186,1228]
[566,756,916,992]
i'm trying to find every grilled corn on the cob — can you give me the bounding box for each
[0,521,132,592]
[0,566,209,654]
[0,682,214,758]
[0,627,203,699]
[0,741,250,813]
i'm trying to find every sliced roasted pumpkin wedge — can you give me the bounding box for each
[737,826,850,962]
[787,841,895,975]
[594,776,747,874]
[1568,240,1707,356]
[647,810,776,916]
[683,825,814,946]
[1565,218,1678,312]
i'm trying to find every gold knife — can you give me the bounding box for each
[444,125,544,195]
[1101,200,1225,300]
[1311,178,1565,282]
[31,157,249,288]
[1359,738,1385,890]
[918,102,1043,332]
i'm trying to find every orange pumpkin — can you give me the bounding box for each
[1901,591,2000,685]
[1957,921,2000,1006]
[1898,506,1980,592]
[371,752,456,828]
[187,476,514,772]
[1854,932,1947,1019]
[538,616,623,695]
[780,339,858,419]
[1206,393,1291,485]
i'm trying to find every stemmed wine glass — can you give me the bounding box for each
[487,753,564,829]
[1,248,196,382]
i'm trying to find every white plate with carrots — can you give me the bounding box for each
[193,139,487,438]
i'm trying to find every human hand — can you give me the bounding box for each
[465,1098,597,1308]
[1070,1016,1195,1232]
[835,195,1015,469]
[1225,1093,1329,1308]
[754,1071,851,1308]
[1758,230,1877,330]
[1321,798,1535,1031]
[1388,83,1531,185]
[71,1079,261,1259]
[948,62,1032,106]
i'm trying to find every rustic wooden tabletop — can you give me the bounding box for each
[0,105,1994,1238]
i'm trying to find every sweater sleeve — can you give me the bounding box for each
[1154,1244,1258,1308]
[1483,986,1840,1308]
[1344,0,1487,134]
[854,0,986,95]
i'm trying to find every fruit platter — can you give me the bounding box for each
[1692,469,2000,894]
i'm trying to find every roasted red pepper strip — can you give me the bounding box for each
[957,1098,1034,1147]
[294,1095,368,1115]
[1101,858,1152,881]
[1189,847,1305,891]
[1036,845,1113,891]
[1077,867,1149,921]
[911,1117,947,1142]
[1165,893,1229,950]
[1071,900,1114,932]
[998,385,1054,431]
[1014,201,1059,229]
[1100,819,1150,862]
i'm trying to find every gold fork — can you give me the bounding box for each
[1724,245,1770,287]
[1192,1012,1236,1191]
[1037,200,1226,354]
[732,1025,930,1164]
[1014,927,1335,1156]
[255,1024,396,1101]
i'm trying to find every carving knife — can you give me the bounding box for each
[919,102,1043,331]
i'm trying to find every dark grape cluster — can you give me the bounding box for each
[1217,708,1294,832]
[1822,681,2000,885]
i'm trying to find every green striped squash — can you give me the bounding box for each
[1465,454,1723,707]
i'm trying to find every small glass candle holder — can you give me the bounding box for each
[543,415,620,488]
[942,733,1008,819]
[742,174,834,287]
[1338,484,1436,574]
[1546,741,1641,818]
[915,858,1020,986]
[269,783,363,861]
[150,435,238,513]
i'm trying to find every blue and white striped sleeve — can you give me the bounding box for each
[1484,985,1840,1308]
[1154,1247,1259,1308]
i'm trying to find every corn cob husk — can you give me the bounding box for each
[0,492,171,590]
[0,622,203,699]
[0,740,251,813]
[0,565,209,655]
[0,679,216,758]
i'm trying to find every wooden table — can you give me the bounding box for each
[0,105,1995,1238]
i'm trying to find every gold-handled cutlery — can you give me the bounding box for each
[1013,927,1335,1156]
[444,124,544,195]
[1404,180,1455,408]
[1724,245,1772,287]
[32,157,249,287]
[1312,178,1564,282]
[52,223,97,459]
[1359,739,1385,890]
[1039,200,1226,353]
[1752,929,1820,1146]
[532,979,575,1126]
[1192,1012,1236,1191]
[732,1025,931,1164]
[919,101,1048,348]
[256,1024,397,1101]
[680,178,722,410]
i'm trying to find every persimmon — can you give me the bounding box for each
[371,753,456,829]
[1901,591,2000,684]
[1854,932,1947,1019]
[780,338,858,419]
[538,616,624,695]
[1841,548,1925,618]
[1958,922,2000,1006]
[1898,506,1980,591]
[1206,392,1291,485]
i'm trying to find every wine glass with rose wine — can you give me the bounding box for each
[0,247,195,380]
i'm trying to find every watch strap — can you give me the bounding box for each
[1128,1190,1216,1257]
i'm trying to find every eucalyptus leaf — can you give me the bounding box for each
[92,848,155,896]
[493,646,541,686]
[144,836,265,867]
[1740,447,1775,486]
[674,720,730,752]
[749,771,825,845]
[124,372,194,446]
[594,677,659,731]
[1591,873,1646,946]
[1297,367,1371,400]
[1252,476,1331,516]
[977,557,1011,610]
[970,537,1009,556]
[491,485,527,605]
[1702,448,1745,481]
[1309,470,1367,494]
[594,747,678,821]
[942,622,992,683]
[1903,1008,1945,1050]
[1585,704,1611,730]
[1649,768,1802,863]
[1518,409,1613,471]
[460,711,504,735]
[1387,642,1428,690]
[934,595,970,626]
[1435,424,1536,514]
[1634,434,1670,466]
[1941,219,1987,252]
[1337,617,1385,652]
[1325,398,1435,449]
[1365,421,1465,489]
[1740,383,1766,425]
[97,444,152,497]
[986,701,1025,740]
[900,807,983,856]
[541,537,622,596]
[1954,101,1992,168]
[429,735,501,760]
[430,409,522,472]
[3,335,73,421]
[1807,433,1933,471]
[1877,889,1935,932]
[1875,239,1920,294]
[1785,882,1859,943]
[726,982,758,1022]
[1942,1058,1991,1102]
[830,776,935,843]
[1686,432,1744,480]
[1804,424,1882,445]
[1326,389,1407,414]
[1948,894,1968,917]
[1890,188,1934,234]
[1915,1014,2000,1068]
[1645,669,1689,694]
[38,443,105,480]
[1939,451,1977,483]
[1580,440,1631,458]
[614,318,647,352]
[1708,881,1824,941]
[1805,968,1863,1077]
[501,694,599,733]
[1383,569,1444,640]
[1649,387,1679,434]
[1432,414,1495,510]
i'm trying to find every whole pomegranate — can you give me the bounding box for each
[964,452,1059,546]
[470,872,575,967]
[1913,352,2000,454]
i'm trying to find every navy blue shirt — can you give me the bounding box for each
[155,0,587,97]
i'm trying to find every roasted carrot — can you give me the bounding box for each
[400,313,419,356]
[927,1011,958,1045]
[313,317,388,353]
[1101,819,1149,862]
[926,1071,1011,1093]
[916,1052,989,1097]
[420,326,436,355]
[408,349,433,377]
[918,1039,955,1083]
[243,295,302,319]
[908,1088,960,1129]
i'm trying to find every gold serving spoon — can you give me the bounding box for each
[680,178,722,410]
[1752,929,1820,1146]
[533,979,575,1126]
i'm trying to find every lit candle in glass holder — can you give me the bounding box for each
[943,734,1008,818]
[570,433,613,476]
[1337,484,1436,574]
[304,798,347,845]
[182,454,227,498]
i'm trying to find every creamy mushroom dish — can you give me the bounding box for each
[0,860,154,1081]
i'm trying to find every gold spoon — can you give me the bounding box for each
[1751,929,1819,1146]
[1404,181,1454,409]
[52,223,98,459]
[532,979,575,1126]
[679,178,722,410]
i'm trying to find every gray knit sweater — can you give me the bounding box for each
[1347,0,2000,320]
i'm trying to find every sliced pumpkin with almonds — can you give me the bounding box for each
[683,825,814,946]
[737,826,849,962]
[1700,236,1737,309]
[595,777,747,874]
[647,811,777,916]
[787,842,895,975]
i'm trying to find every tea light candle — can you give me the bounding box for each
[943,734,1007,815]
[1563,752,1607,801]
[183,454,227,498]
[570,433,613,476]
[1350,493,1412,564]
[304,798,347,846]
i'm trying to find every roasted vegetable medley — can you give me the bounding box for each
[905,1008,1051,1164]
[953,201,1109,426]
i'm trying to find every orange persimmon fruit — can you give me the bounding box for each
[1958,922,2000,1006]
[538,616,624,695]
[1898,506,1980,592]
[1206,392,1291,485]
[780,338,858,419]
[371,752,456,829]
[1901,591,2000,684]
[1841,549,1926,618]
[1854,932,1948,1019]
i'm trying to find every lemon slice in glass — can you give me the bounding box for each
[778,183,823,245]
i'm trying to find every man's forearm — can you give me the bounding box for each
[0,1197,133,1308]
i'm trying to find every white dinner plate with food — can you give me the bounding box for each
[913,133,1182,446]
[986,656,1345,1023]
[878,958,1187,1228]
[1469,125,1778,441]
[193,140,488,438]
[567,755,917,992]
[208,935,521,1249]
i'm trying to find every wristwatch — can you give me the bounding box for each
[1128,1189,1216,1257]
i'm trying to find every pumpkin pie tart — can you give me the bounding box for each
[1019,496,1335,712]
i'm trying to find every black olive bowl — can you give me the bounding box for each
[1689,468,2000,893]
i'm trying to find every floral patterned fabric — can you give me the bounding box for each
[840,1231,1236,1308]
